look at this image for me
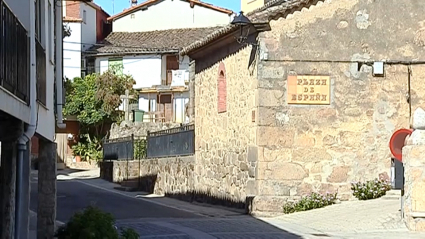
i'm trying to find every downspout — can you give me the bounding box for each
[15,0,37,237]
[56,0,66,129]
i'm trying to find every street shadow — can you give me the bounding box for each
[165,191,248,212]
[56,168,91,176]
[115,174,158,194]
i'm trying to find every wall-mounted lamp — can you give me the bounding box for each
[231,11,257,46]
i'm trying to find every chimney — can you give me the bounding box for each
[131,0,137,6]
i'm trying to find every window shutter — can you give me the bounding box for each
[217,62,227,113]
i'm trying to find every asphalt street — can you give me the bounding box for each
[30,179,201,222]
[29,176,303,238]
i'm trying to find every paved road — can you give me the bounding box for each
[30,176,303,238]
[30,180,200,222]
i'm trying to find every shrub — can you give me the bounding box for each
[351,177,391,200]
[55,206,139,239]
[283,192,338,214]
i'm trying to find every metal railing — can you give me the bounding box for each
[103,135,147,161]
[0,1,30,103]
[36,39,46,106]
[147,124,195,158]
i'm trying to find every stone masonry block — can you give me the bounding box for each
[257,127,295,147]
[292,147,332,163]
[266,162,307,180]
[262,147,292,162]
[257,89,286,107]
[403,145,425,167]
[247,146,258,162]
[412,182,425,211]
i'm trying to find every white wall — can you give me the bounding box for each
[174,91,189,123]
[63,22,82,80]
[95,55,162,89]
[1,0,31,123]
[138,91,188,123]
[160,55,190,83]
[80,3,97,51]
[112,0,231,32]
[36,0,56,141]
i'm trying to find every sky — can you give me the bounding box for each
[93,0,241,16]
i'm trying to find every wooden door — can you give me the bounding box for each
[158,94,173,122]
[166,55,179,85]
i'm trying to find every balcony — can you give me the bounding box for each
[0,1,30,104]
[161,70,173,86]
[36,39,46,106]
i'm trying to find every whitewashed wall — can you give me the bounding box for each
[137,91,188,123]
[63,22,82,80]
[37,0,56,141]
[80,3,97,51]
[96,55,162,89]
[112,0,232,32]
[160,55,190,80]
[173,91,189,123]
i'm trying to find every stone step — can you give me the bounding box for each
[382,190,401,200]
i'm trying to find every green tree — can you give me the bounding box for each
[64,70,136,160]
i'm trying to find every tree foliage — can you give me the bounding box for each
[63,69,136,160]
[64,70,135,129]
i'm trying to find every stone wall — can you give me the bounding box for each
[194,43,258,203]
[403,108,425,231]
[100,156,196,195]
[253,0,425,211]
[108,121,182,139]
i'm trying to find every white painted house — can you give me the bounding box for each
[86,0,234,124]
[62,0,111,80]
[108,0,234,32]
[1,0,63,237]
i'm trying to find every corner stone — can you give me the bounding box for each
[413,107,425,130]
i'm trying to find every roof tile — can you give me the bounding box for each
[87,27,222,55]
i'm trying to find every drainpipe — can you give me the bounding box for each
[56,0,66,129]
[15,0,37,237]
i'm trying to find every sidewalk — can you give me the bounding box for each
[259,197,425,239]
[31,168,425,238]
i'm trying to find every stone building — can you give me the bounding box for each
[179,0,425,213]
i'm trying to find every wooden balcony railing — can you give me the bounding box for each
[0,0,30,104]
[161,70,173,86]
[36,39,46,106]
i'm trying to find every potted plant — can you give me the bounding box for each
[71,142,85,163]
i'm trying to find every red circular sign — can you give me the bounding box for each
[389,128,413,162]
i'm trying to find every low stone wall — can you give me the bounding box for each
[109,122,181,139]
[100,156,196,195]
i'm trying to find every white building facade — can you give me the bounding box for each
[87,0,233,124]
[63,0,110,80]
[0,0,61,238]
[109,0,234,32]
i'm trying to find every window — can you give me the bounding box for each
[108,58,123,75]
[35,0,41,40]
[48,1,53,62]
[217,62,227,113]
[35,0,45,47]
[83,10,87,24]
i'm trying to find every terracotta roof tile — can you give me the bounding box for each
[86,27,222,55]
[107,0,233,21]
[180,0,324,55]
